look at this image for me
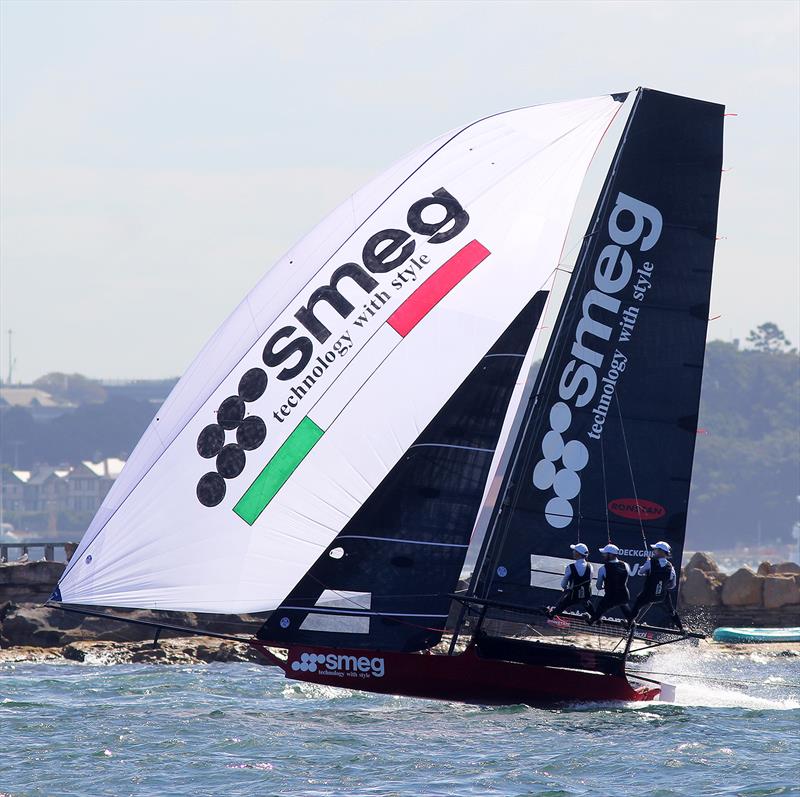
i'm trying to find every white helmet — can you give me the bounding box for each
[651,541,672,555]
[570,543,589,556]
[599,543,621,555]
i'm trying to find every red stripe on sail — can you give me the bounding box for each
[387,240,490,337]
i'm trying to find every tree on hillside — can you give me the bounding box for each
[689,340,800,548]
[746,322,793,354]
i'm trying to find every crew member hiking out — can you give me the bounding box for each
[624,541,683,631]
[587,543,630,625]
[546,543,593,619]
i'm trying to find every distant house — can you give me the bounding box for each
[16,466,70,512]
[0,459,125,529]
[0,466,26,512]
[0,386,76,420]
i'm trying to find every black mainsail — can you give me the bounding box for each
[470,89,724,627]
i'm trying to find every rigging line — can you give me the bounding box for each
[409,443,495,454]
[615,394,648,549]
[599,433,611,543]
[628,670,800,691]
[47,604,254,643]
[337,535,468,548]
[281,606,448,618]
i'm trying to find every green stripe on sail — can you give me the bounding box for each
[234,416,324,525]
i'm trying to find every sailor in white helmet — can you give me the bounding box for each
[623,541,683,631]
[546,543,593,619]
[587,543,630,625]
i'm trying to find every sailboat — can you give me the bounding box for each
[50,88,723,705]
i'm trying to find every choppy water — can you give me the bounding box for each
[1,647,798,797]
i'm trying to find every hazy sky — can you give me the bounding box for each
[1,0,798,382]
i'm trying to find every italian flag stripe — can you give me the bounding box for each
[387,240,490,336]
[234,416,324,525]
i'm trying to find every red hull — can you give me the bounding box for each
[250,641,660,705]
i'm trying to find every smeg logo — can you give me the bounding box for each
[195,368,268,507]
[531,401,589,528]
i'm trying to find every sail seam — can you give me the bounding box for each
[409,443,494,454]
[282,607,448,618]
[337,535,468,548]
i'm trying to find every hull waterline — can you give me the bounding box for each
[250,641,661,705]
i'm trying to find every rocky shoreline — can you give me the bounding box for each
[2,554,799,666]
[0,635,263,665]
[680,552,800,611]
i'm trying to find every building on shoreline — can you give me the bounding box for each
[0,459,125,532]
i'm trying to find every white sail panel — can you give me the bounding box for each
[56,95,624,613]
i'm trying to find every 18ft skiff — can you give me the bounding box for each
[50,87,723,704]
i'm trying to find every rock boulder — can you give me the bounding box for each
[763,574,800,609]
[681,567,723,606]
[685,551,720,574]
[721,567,764,607]
[774,562,800,576]
[0,561,66,602]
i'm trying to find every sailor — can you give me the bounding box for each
[546,543,593,618]
[587,543,630,625]
[624,541,683,630]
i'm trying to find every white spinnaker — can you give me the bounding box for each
[57,95,624,613]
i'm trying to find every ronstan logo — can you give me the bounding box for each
[608,498,666,521]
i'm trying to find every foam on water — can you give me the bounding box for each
[630,647,800,710]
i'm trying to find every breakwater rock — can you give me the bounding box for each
[0,560,67,603]
[679,553,800,631]
[0,601,266,650]
[0,636,263,665]
[2,555,799,659]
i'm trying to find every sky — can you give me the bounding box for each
[1,0,798,383]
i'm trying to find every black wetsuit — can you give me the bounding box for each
[549,561,593,617]
[589,560,630,623]
[624,559,683,630]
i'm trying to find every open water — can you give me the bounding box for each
[1,647,798,797]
